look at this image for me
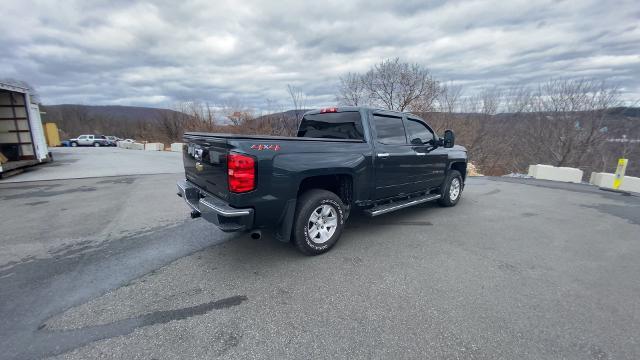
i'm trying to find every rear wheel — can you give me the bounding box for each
[292,189,346,255]
[438,170,463,207]
[93,142,100,147]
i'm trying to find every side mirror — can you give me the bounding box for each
[410,137,423,145]
[443,129,455,148]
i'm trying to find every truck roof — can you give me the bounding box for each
[303,106,421,118]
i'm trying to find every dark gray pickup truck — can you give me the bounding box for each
[178,106,467,255]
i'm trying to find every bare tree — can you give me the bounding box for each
[262,98,297,136]
[287,84,307,126]
[156,106,194,143]
[457,89,508,174]
[219,99,254,127]
[336,72,368,106]
[520,78,621,171]
[359,58,441,112]
[438,82,463,114]
[429,82,464,133]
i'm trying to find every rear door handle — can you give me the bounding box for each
[377,153,390,158]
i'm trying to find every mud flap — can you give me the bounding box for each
[275,199,297,242]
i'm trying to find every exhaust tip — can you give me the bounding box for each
[190,210,201,219]
[250,230,262,240]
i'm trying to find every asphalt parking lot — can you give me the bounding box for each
[1,149,639,359]
[0,147,183,183]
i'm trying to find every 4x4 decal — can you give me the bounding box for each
[251,144,281,151]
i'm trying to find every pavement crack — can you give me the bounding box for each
[134,295,248,327]
[1,186,97,200]
[95,177,137,184]
[480,189,501,196]
[349,220,433,228]
[34,295,248,359]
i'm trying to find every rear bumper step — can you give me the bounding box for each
[177,179,253,231]
[364,194,441,217]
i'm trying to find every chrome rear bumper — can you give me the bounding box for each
[177,179,253,232]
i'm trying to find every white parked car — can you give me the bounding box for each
[105,136,121,146]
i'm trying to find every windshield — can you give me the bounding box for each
[297,111,364,140]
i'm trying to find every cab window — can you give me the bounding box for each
[405,117,434,145]
[297,111,364,140]
[373,114,406,144]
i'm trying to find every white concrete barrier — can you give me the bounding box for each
[145,143,164,151]
[528,164,583,183]
[589,172,640,193]
[130,142,144,150]
[590,172,614,187]
[170,143,184,152]
[624,176,640,193]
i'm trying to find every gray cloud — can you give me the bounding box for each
[1,0,639,108]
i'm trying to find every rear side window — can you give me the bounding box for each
[297,112,364,140]
[373,114,406,144]
[405,118,434,145]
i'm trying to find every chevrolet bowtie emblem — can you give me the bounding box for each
[194,148,203,160]
[195,162,204,171]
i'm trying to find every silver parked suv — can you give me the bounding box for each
[69,134,111,147]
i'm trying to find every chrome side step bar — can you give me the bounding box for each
[364,194,441,217]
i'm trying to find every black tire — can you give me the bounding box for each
[438,170,463,207]
[292,189,346,256]
[70,142,78,147]
[93,142,101,147]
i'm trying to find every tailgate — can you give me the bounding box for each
[183,135,230,200]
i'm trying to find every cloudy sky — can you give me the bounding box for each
[2,0,639,109]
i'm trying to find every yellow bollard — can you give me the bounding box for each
[613,159,628,189]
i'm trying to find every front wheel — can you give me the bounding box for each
[438,170,463,207]
[292,189,346,255]
[70,142,78,147]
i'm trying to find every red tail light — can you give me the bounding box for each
[227,153,255,193]
[320,107,338,113]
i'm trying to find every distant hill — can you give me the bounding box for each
[608,106,640,117]
[39,104,310,140]
[41,104,182,124]
[38,103,640,141]
[39,104,188,140]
